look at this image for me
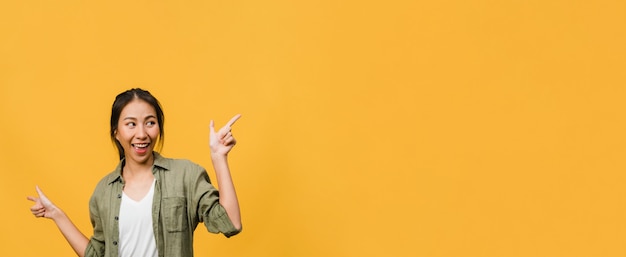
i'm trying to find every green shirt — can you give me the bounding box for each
[84,152,241,257]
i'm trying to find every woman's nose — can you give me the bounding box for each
[135,125,148,138]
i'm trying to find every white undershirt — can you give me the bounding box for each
[119,179,158,257]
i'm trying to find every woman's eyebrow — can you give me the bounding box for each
[123,115,156,120]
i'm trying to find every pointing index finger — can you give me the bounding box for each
[225,114,242,128]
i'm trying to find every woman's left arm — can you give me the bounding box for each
[209,114,242,230]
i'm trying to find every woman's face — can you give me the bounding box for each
[115,98,160,166]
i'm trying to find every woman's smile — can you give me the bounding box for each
[132,143,151,154]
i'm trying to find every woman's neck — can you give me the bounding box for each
[123,155,154,177]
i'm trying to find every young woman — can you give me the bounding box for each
[27,88,242,257]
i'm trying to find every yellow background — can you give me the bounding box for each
[1,1,625,256]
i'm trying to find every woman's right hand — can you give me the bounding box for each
[27,186,61,220]
[27,186,88,256]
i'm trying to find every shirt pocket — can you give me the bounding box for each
[162,197,188,233]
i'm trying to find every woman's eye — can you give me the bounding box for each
[127,122,136,127]
[147,121,156,126]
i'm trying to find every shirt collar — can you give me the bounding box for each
[107,152,170,184]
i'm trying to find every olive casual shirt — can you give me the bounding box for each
[84,152,241,257]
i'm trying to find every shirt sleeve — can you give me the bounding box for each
[84,186,106,257]
[191,165,242,238]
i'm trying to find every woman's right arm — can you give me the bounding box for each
[27,186,89,257]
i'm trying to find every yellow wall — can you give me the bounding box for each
[2,1,625,256]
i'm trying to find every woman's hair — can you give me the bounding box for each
[110,88,165,160]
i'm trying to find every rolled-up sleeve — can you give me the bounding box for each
[191,167,242,238]
[85,238,105,257]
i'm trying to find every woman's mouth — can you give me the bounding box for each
[132,143,150,154]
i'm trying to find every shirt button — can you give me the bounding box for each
[114,216,119,221]
[113,241,118,245]
[117,194,122,199]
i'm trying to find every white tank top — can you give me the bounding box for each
[119,179,158,257]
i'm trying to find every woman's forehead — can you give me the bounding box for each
[120,99,157,118]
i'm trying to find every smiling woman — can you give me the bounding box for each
[26,88,243,257]
[110,89,165,161]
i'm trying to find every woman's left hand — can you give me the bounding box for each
[209,114,241,157]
